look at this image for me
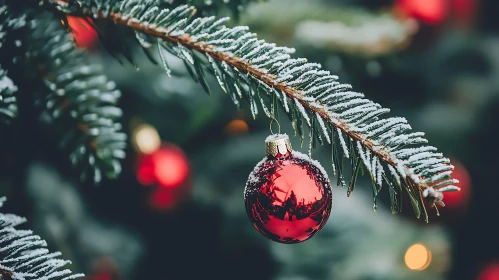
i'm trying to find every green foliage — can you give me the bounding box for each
[240,0,414,56]
[0,0,459,220]
[44,0,460,220]
[0,197,84,280]
[0,68,18,125]
[26,12,126,183]
[0,6,18,125]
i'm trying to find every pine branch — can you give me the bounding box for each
[26,12,126,183]
[47,0,460,220]
[0,5,19,125]
[0,197,84,280]
[0,67,18,125]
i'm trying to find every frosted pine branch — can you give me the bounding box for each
[47,0,460,219]
[0,5,19,125]
[25,12,126,183]
[0,67,18,125]
[0,197,84,280]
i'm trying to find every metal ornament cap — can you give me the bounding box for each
[265,134,292,157]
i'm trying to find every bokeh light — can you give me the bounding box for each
[133,124,161,154]
[149,189,177,211]
[405,243,432,270]
[153,145,189,189]
[444,158,471,208]
[90,256,120,280]
[66,16,97,49]
[395,0,448,25]
[225,119,249,135]
[451,0,477,28]
[477,262,499,280]
[136,155,156,186]
[136,144,189,189]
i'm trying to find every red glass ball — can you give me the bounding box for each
[395,0,448,25]
[478,262,499,280]
[67,16,97,49]
[444,158,471,208]
[136,144,189,189]
[153,146,189,189]
[244,151,332,244]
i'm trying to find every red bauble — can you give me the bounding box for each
[152,146,189,188]
[135,144,192,211]
[136,144,189,189]
[244,134,332,244]
[90,257,120,280]
[444,158,471,208]
[395,0,448,25]
[477,262,499,280]
[149,177,192,211]
[67,16,97,49]
[450,0,477,29]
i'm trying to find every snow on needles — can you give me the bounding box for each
[67,0,459,213]
[0,197,84,280]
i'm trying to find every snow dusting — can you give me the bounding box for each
[294,99,311,126]
[265,133,289,142]
[71,0,460,207]
[0,198,84,279]
[336,128,349,158]
[0,73,17,93]
[292,150,329,180]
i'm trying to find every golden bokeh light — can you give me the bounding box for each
[225,119,249,135]
[405,243,432,271]
[134,124,161,154]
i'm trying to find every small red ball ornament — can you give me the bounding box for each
[444,158,471,208]
[477,262,499,280]
[135,144,192,211]
[153,145,189,188]
[67,16,97,49]
[244,134,332,244]
[136,144,189,189]
[394,0,448,25]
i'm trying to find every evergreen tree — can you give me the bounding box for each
[0,0,461,278]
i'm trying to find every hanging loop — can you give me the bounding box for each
[269,117,280,135]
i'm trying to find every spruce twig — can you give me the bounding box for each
[45,0,459,218]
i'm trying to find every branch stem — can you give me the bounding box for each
[65,5,429,192]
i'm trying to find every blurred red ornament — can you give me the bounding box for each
[477,262,499,280]
[93,272,113,280]
[225,119,249,135]
[149,182,191,211]
[137,154,156,186]
[67,16,97,49]
[450,0,477,28]
[136,144,189,189]
[244,134,332,244]
[443,158,471,208]
[90,257,121,280]
[153,145,189,188]
[395,0,448,25]
[135,143,192,211]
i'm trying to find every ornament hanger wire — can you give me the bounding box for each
[269,117,280,135]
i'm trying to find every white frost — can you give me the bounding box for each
[336,128,349,158]
[292,150,329,180]
[0,74,17,93]
[294,99,311,127]
[265,133,289,142]
[316,112,330,143]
